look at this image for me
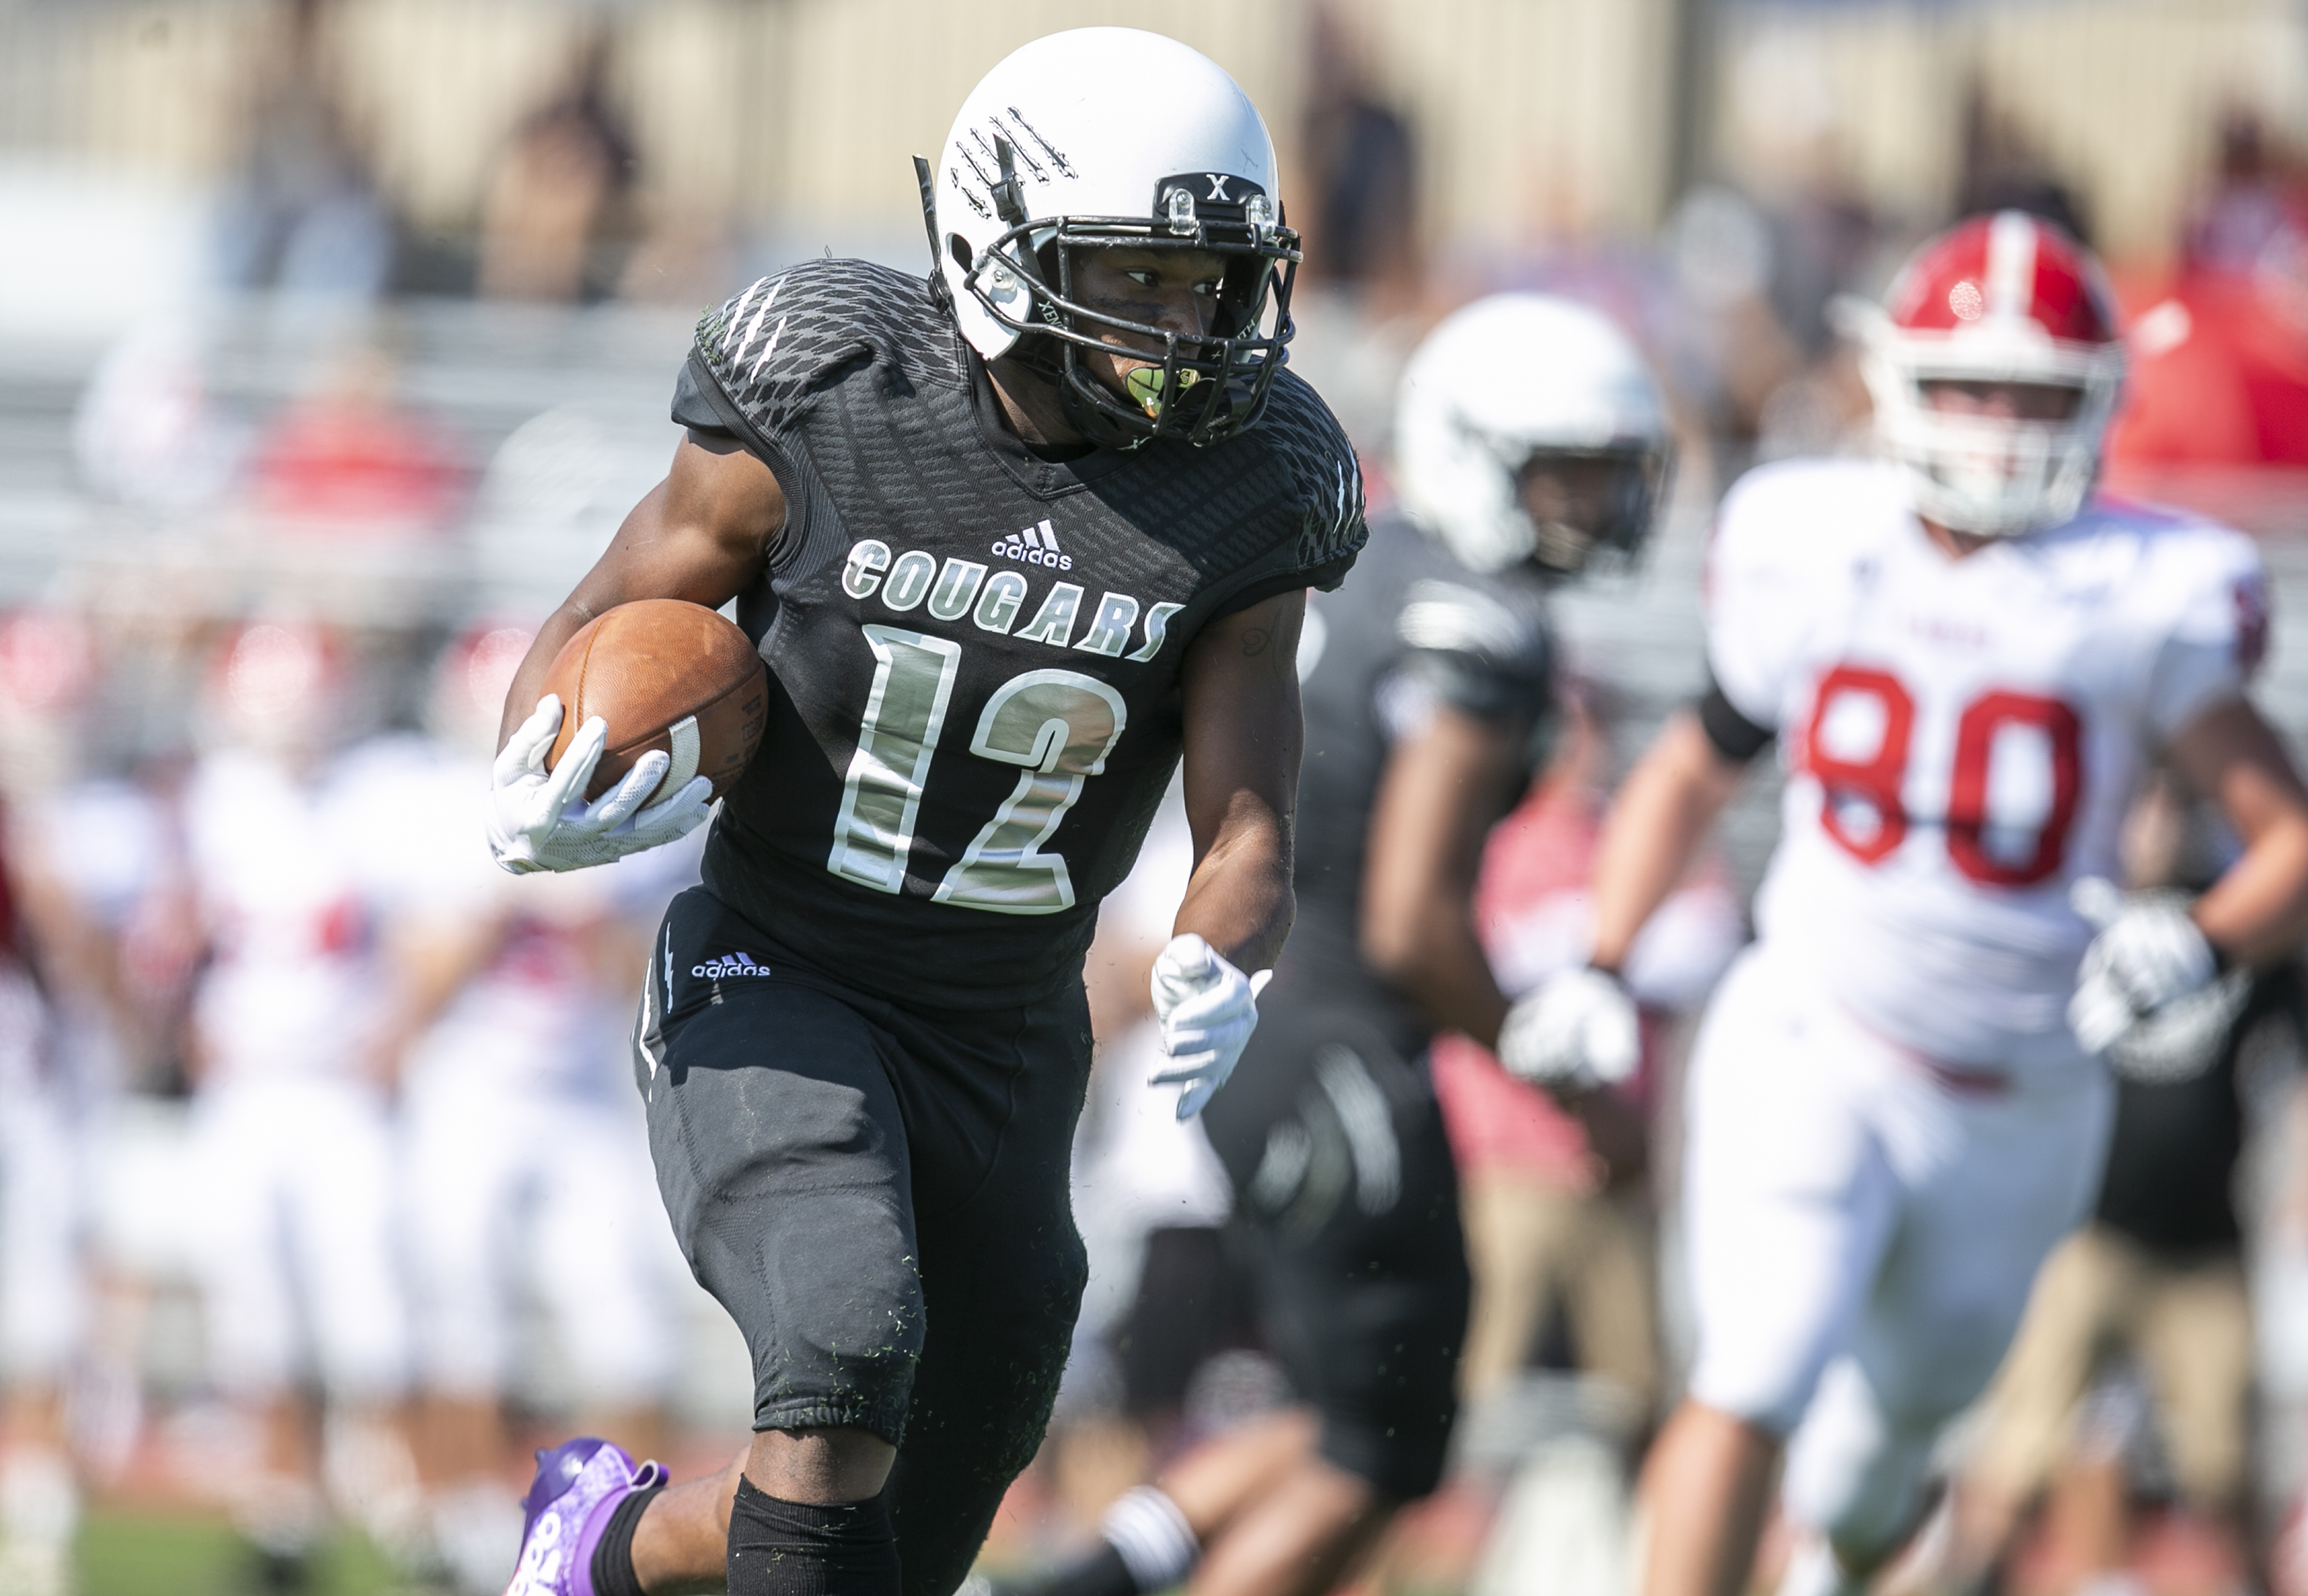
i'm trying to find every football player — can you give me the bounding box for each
[486,30,1363,1596]
[0,816,74,1596]
[1011,294,1673,1596]
[383,625,681,1593]
[180,620,420,1572]
[1511,211,2308,1596]
[0,608,111,1596]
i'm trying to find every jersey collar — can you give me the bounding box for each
[964,346,1144,498]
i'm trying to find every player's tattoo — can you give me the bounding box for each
[1241,627,1270,657]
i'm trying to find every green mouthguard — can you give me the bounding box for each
[1123,365,1199,418]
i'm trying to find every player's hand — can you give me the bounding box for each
[1497,966,1640,1090]
[2069,878,2226,1071]
[1147,934,1273,1120]
[487,695,715,875]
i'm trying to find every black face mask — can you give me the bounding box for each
[1514,442,1677,578]
[943,152,1302,449]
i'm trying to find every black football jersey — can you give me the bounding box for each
[1283,511,1555,1050]
[676,259,1365,1011]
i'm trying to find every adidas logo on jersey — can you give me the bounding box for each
[692,951,770,978]
[992,520,1072,570]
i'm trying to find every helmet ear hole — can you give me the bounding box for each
[948,235,974,271]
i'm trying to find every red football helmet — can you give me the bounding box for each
[1843,211,2126,536]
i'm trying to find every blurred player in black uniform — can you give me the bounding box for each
[480,30,1365,1596]
[1011,296,1674,1596]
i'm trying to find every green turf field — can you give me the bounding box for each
[78,1511,406,1596]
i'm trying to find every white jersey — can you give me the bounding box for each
[184,746,397,1085]
[14,778,171,1101]
[359,739,618,1097]
[1709,459,2267,1069]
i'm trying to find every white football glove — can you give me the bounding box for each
[2068,877,2223,1065]
[1497,966,1640,1090]
[1147,934,1274,1120]
[487,695,715,875]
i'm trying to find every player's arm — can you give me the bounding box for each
[497,433,785,747]
[2072,548,2308,1060]
[1360,706,1524,1047]
[1588,709,1751,972]
[486,435,783,874]
[1148,590,1304,1119]
[365,912,508,1088]
[2070,697,2308,1060]
[2167,698,2308,964]
[1502,697,1756,1089]
[1172,590,1305,971]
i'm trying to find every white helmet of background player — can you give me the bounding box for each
[1395,293,1674,576]
[1837,210,2126,537]
[929,28,1299,448]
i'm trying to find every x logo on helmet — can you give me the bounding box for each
[1205,174,1232,202]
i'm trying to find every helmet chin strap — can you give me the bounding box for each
[1056,356,1160,450]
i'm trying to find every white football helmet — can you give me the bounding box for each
[1836,210,2126,537]
[925,28,1299,447]
[1394,294,1673,576]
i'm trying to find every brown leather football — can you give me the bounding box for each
[542,600,768,804]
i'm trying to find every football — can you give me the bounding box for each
[541,599,768,803]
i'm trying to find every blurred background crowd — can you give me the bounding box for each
[6,0,2308,1593]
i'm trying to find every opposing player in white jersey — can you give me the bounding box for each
[1509,211,2308,1596]
[0,607,113,1596]
[385,625,681,1594]
[181,621,419,1573]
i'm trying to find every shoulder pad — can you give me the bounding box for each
[1256,370,1367,587]
[694,259,965,439]
[1714,459,1901,568]
[1395,576,1553,720]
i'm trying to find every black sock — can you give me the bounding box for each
[591,1483,663,1596]
[1032,1543,1138,1596]
[726,1476,900,1596]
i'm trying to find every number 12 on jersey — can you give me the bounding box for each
[827,624,1127,914]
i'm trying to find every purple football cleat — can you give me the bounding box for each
[504,1437,667,1596]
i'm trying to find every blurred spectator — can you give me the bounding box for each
[179,622,421,1579]
[71,323,247,516]
[2102,112,2308,488]
[2183,111,2300,279]
[213,0,393,301]
[250,346,466,532]
[478,29,638,303]
[1942,774,2299,1596]
[376,625,677,1595]
[1664,187,1807,464]
[1956,86,2094,253]
[1299,6,1418,314]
